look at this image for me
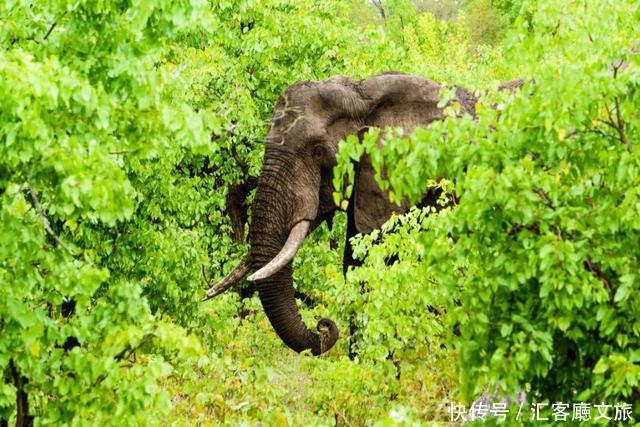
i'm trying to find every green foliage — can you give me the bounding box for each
[337,0,640,410]
[7,0,635,424]
[414,0,466,20]
[466,0,508,45]
[0,0,212,424]
[413,0,509,46]
[400,10,511,87]
[164,301,458,425]
[1,0,471,423]
[491,0,527,22]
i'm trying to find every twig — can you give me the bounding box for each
[211,122,256,140]
[602,109,617,130]
[27,186,73,253]
[202,265,212,287]
[43,11,67,41]
[371,0,386,22]
[108,150,135,156]
[584,259,614,302]
[613,97,630,151]
[114,333,155,361]
[533,187,554,209]
[43,21,58,40]
[567,128,616,141]
[610,63,631,152]
[603,101,630,152]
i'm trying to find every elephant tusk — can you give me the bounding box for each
[248,220,310,282]
[203,257,250,301]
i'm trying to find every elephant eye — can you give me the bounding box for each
[312,145,324,159]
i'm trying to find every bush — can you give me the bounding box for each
[0,1,212,423]
[337,0,640,408]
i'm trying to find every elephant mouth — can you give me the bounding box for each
[203,219,311,300]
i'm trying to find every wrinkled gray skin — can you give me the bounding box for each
[209,72,523,356]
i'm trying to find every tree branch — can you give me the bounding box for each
[602,100,630,152]
[27,186,73,254]
[43,11,67,41]
[108,150,136,156]
[10,359,33,427]
[584,259,614,302]
[609,62,631,152]
[533,187,554,209]
[114,334,155,361]
[202,265,213,288]
[613,97,630,152]
[371,0,386,21]
[567,128,617,141]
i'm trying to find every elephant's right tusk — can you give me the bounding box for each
[203,257,250,301]
[248,220,310,282]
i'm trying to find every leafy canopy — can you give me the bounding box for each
[336,0,640,405]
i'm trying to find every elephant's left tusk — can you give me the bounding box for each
[248,220,310,282]
[203,257,250,301]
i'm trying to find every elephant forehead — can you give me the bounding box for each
[269,109,326,144]
[274,83,320,118]
[269,79,361,147]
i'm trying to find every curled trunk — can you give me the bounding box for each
[252,263,338,355]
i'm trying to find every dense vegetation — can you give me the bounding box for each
[1,0,637,425]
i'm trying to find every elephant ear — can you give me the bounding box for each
[353,127,410,234]
[352,73,456,234]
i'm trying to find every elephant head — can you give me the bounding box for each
[204,72,479,355]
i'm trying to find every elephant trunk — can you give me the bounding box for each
[252,262,338,355]
[249,167,338,355]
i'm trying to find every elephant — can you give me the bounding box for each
[204,72,523,356]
